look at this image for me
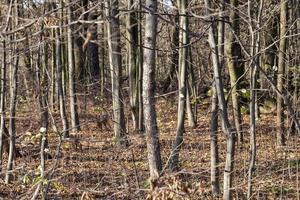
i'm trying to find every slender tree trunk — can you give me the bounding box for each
[50,28,56,112]
[0,41,7,171]
[5,1,19,183]
[247,42,258,200]
[247,2,263,197]
[107,0,127,145]
[74,0,88,81]
[187,46,198,125]
[5,46,19,184]
[225,0,243,145]
[210,83,220,195]
[276,0,287,146]
[210,1,225,194]
[127,0,139,131]
[186,43,196,128]
[138,0,144,132]
[100,5,106,97]
[186,84,196,127]
[67,1,80,132]
[86,17,99,78]
[56,27,69,138]
[36,25,50,155]
[291,0,299,135]
[143,0,162,182]
[169,0,188,172]
[204,1,236,199]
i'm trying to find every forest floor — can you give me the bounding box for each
[0,97,299,199]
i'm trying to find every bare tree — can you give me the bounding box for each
[56,26,69,138]
[247,0,263,197]
[143,0,162,182]
[107,0,127,145]
[210,83,220,195]
[5,0,19,183]
[169,0,188,172]
[67,1,80,132]
[127,0,139,131]
[276,0,287,146]
[225,0,243,145]
[0,41,7,170]
[204,1,236,199]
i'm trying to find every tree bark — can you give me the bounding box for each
[247,1,262,197]
[107,0,127,145]
[143,0,162,182]
[127,0,139,131]
[0,41,7,171]
[5,46,19,184]
[169,0,188,172]
[210,83,220,195]
[204,1,236,199]
[67,1,80,132]
[276,0,287,146]
[56,27,69,138]
[225,0,243,145]
[5,1,19,183]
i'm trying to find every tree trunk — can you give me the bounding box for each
[127,0,139,131]
[74,0,88,81]
[67,2,80,132]
[138,0,144,132]
[107,0,127,145]
[276,0,287,146]
[186,45,196,128]
[210,84,220,195]
[204,1,236,199]
[5,1,19,183]
[0,41,7,171]
[169,0,188,172]
[247,0,262,194]
[56,27,69,138]
[36,25,50,158]
[143,0,162,182]
[5,46,19,184]
[50,28,56,112]
[210,1,225,195]
[225,0,243,145]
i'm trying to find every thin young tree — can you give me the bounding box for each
[204,1,236,199]
[143,0,162,182]
[247,1,263,197]
[276,0,287,146]
[137,0,144,132]
[107,0,126,145]
[210,83,220,195]
[169,0,188,172]
[225,0,243,145]
[210,1,226,194]
[0,41,7,171]
[56,25,69,137]
[127,0,139,131]
[67,1,80,132]
[5,0,19,183]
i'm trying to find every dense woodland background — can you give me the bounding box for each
[0,0,299,199]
